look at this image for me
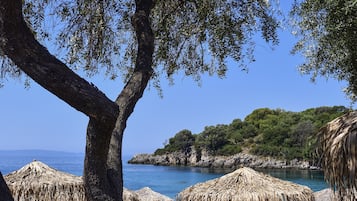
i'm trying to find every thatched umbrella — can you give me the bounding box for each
[177,167,314,201]
[4,160,140,201]
[314,188,334,201]
[4,160,85,201]
[135,187,173,201]
[4,160,175,201]
[317,110,357,200]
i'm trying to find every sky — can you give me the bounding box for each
[0,2,355,156]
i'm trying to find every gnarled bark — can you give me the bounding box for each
[0,0,155,200]
[107,0,155,200]
[84,118,120,201]
[0,0,118,121]
[0,0,119,200]
[0,171,13,201]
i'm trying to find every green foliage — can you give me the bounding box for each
[1,0,280,87]
[154,129,195,155]
[154,106,350,161]
[196,125,229,155]
[250,144,281,157]
[152,0,280,80]
[290,0,357,101]
[217,144,242,156]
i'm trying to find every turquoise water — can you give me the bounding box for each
[123,163,327,198]
[0,150,328,199]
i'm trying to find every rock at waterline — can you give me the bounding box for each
[129,151,313,169]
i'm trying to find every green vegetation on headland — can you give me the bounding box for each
[154,106,350,163]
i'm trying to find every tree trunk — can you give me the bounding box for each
[0,0,119,200]
[107,0,155,199]
[0,1,118,120]
[0,0,155,201]
[0,172,14,201]
[84,118,120,201]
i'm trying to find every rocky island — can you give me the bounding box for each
[130,106,349,170]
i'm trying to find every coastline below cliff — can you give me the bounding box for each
[128,149,318,170]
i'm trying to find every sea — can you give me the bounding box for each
[0,150,328,199]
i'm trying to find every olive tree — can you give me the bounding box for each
[0,0,279,200]
[290,0,357,102]
[291,1,357,199]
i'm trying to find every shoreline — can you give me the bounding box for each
[128,151,320,170]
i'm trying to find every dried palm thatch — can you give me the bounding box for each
[177,167,314,201]
[317,111,357,200]
[135,187,172,201]
[4,161,139,201]
[314,188,335,201]
[5,160,85,201]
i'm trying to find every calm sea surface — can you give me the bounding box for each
[0,150,328,199]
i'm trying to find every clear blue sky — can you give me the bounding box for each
[0,2,355,156]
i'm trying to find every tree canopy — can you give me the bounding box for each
[291,0,357,102]
[1,0,356,199]
[1,0,279,87]
[155,106,350,162]
[0,0,281,200]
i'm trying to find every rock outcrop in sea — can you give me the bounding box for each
[128,148,314,169]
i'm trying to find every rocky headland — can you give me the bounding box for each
[128,149,317,170]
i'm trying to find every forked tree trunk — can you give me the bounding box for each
[0,1,119,200]
[0,0,155,200]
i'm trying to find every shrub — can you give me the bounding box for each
[217,144,242,156]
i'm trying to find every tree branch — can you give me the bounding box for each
[116,0,155,116]
[106,0,155,190]
[0,0,119,122]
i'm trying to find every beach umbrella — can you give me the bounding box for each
[177,167,314,201]
[4,160,85,201]
[4,160,174,201]
[135,187,172,201]
[313,189,334,201]
[4,161,140,201]
[317,111,357,200]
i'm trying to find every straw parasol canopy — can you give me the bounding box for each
[4,160,85,201]
[317,110,357,200]
[4,160,171,201]
[177,167,314,201]
[135,187,173,201]
[313,188,334,201]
